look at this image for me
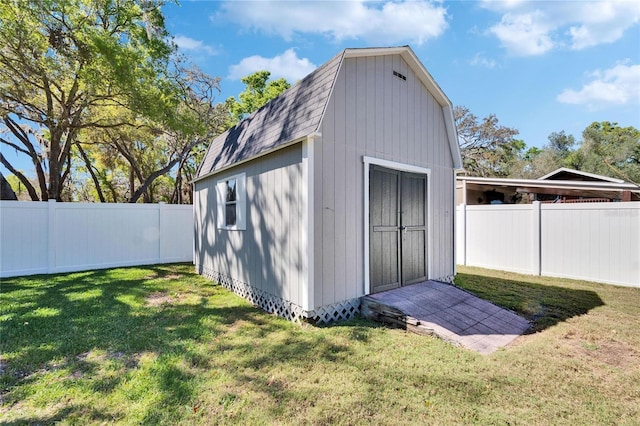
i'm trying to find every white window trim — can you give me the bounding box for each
[216,172,247,231]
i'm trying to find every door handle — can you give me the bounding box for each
[399,225,407,233]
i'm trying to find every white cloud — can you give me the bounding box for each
[215,0,448,45]
[490,11,553,56]
[174,35,218,55]
[228,49,317,82]
[567,1,638,50]
[470,52,497,69]
[483,1,639,56]
[557,61,640,109]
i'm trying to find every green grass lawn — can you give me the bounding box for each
[1,264,639,425]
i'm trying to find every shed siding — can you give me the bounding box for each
[314,55,455,308]
[194,144,306,308]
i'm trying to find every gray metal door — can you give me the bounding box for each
[369,166,427,294]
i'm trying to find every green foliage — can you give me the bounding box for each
[523,146,542,161]
[574,121,640,184]
[547,130,575,160]
[225,71,290,127]
[0,0,180,201]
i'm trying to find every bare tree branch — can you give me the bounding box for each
[0,152,40,200]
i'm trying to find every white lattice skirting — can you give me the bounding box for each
[436,275,455,284]
[198,266,360,324]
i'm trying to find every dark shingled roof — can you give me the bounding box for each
[196,50,344,179]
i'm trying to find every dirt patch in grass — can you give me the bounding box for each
[570,338,639,368]
[162,274,183,280]
[145,291,186,307]
[143,272,183,281]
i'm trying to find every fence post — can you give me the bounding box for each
[459,203,467,266]
[47,199,56,274]
[158,202,166,263]
[532,201,541,276]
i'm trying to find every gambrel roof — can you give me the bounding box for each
[196,46,462,181]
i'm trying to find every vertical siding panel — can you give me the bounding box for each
[345,146,358,299]
[355,58,366,151]
[345,58,360,299]
[399,59,408,162]
[246,173,256,288]
[418,81,425,163]
[383,56,393,159]
[392,55,401,161]
[334,143,347,303]
[322,139,336,306]
[345,59,357,148]
[293,162,302,303]
[281,163,290,301]
[407,65,416,167]
[375,56,385,154]
[313,136,324,306]
[431,104,438,166]
[365,57,376,152]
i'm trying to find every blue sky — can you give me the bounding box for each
[165,0,640,149]
[2,0,639,178]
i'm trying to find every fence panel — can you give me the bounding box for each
[456,202,640,287]
[0,202,49,276]
[0,200,193,278]
[540,203,639,286]
[463,204,535,275]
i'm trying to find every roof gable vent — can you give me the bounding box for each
[393,70,407,81]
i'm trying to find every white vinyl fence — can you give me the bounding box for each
[456,201,640,287]
[0,200,193,278]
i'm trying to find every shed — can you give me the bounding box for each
[193,46,462,323]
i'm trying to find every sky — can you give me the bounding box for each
[164,0,639,148]
[2,0,639,178]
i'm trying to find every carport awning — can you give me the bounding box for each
[515,186,626,200]
[458,175,640,202]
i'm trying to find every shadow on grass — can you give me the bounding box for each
[0,264,369,424]
[454,272,605,333]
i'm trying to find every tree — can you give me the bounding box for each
[454,106,521,177]
[0,0,180,201]
[547,131,575,160]
[509,131,572,179]
[225,71,290,127]
[73,64,226,203]
[569,122,640,184]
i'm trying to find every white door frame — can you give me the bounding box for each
[363,156,432,295]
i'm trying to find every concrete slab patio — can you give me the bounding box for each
[361,280,531,354]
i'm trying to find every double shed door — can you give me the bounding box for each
[369,166,428,294]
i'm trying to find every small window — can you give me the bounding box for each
[217,173,246,230]
[225,179,237,226]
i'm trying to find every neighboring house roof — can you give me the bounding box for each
[537,167,625,183]
[456,175,640,200]
[195,46,461,182]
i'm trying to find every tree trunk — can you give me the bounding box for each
[76,144,106,202]
[0,172,18,200]
[0,153,39,200]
